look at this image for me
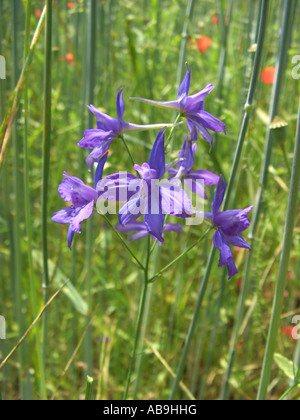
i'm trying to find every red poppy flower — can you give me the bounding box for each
[67,2,75,8]
[261,66,276,85]
[197,36,212,52]
[35,9,42,19]
[281,325,296,341]
[212,14,219,25]
[65,52,74,65]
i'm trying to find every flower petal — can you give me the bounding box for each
[178,65,191,100]
[164,223,183,234]
[118,194,146,226]
[52,206,74,224]
[78,129,115,149]
[94,152,108,189]
[144,212,165,243]
[185,83,215,112]
[190,170,219,185]
[214,206,253,236]
[85,140,114,170]
[148,128,166,179]
[213,230,238,279]
[211,175,226,215]
[116,87,125,121]
[87,104,120,132]
[196,110,226,133]
[226,233,251,249]
[67,225,75,249]
[58,172,98,207]
[97,172,141,201]
[71,201,95,233]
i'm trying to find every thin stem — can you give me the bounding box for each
[164,113,181,151]
[101,214,145,271]
[121,135,135,167]
[85,376,94,401]
[23,0,46,400]
[149,228,211,283]
[85,0,97,376]
[257,97,300,400]
[41,0,52,378]
[123,235,151,400]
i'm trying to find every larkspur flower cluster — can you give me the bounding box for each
[52,65,253,279]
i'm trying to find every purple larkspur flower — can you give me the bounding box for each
[97,129,192,242]
[131,64,226,145]
[169,136,219,199]
[78,87,180,169]
[52,155,107,248]
[204,176,253,279]
[115,221,182,245]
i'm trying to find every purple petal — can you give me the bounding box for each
[185,83,215,112]
[214,206,253,236]
[213,230,238,279]
[144,212,165,243]
[226,234,251,250]
[71,201,95,233]
[196,111,226,133]
[116,87,125,121]
[190,170,219,185]
[87,104,120,132]
[164,223,182,234]
[115,222,146,233]
[58,173,98,207]
[130,230,149,242]
[94,152,108,189]
[178,65,191,101]
[52,206,74,224]
[78,129,115,149]
[148,128,166,179]
[85,140,114,170]
[187,116,214,145]
[211,175,226,215]
[67,225,75,249]
[177,136,196,172]
[97,172,140,201]
[134,163,157,180]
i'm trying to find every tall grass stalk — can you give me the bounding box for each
[85,0,97,376]
[11,0,26,399]
[257,98,300,400]
[41,0,53,388]
[23,0,47,400]
[221,0,296,399]
[169,0,269,399]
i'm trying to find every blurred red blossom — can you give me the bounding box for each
[281,324,297,341]
[65,52,74,65]
[261,66,276,84]
[35,9,42,19]
[67,2,75,9]
[212,14,219,25]
[197,36,213,52]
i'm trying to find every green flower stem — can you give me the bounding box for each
[101,214,145,271]
[41,0,52,377]
[23,0,46,400]
[164,114,181,151]
[123,235,151,400]
[121,135,136,167]
[257,97,300,400]
[85,376,94,401]
[221,0,296,400]
[170,1,270,399]
[149,228,211,284]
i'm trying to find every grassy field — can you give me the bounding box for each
[0,0,299,401]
